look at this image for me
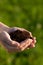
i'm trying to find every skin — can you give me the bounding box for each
[0,22,36,53]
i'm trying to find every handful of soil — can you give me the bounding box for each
[9,28,33,43]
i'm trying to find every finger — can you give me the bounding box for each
[20,39,32,47]
[27,37,36,48]
[20,39,33,51]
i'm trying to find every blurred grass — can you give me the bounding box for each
[0,0,43,65]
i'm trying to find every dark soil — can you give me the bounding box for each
[9,30,33,43]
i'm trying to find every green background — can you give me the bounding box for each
[0,0,43,65]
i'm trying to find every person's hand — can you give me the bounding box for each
[0,31,33,52]
[0,22,36,52]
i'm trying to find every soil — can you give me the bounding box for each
[9,30,33,43]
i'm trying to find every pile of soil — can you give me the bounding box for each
[9,29,33,43]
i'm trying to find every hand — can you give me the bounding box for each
[0,31,33,52]
[0,22,36,52]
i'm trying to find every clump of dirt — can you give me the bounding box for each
[9,30,33,43]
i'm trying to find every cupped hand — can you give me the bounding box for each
[0,22,36,53]
[0,31,33,52]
